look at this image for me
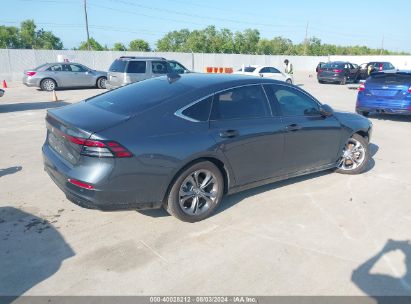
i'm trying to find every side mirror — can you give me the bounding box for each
[0,89,4,97]
[319,104,334,117]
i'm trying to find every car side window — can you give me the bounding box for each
[127,61,146,73]
[210,85,270,120]
[180,96,213,122]
[168,61,186,74]
[268,85,320,116]
[61,64,71,72]
[70,64,87,72]
[270,67,280,73]
[259,67,270,73]
[152,61,168,74]
[47,65,62,71]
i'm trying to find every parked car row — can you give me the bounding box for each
[317,60,396,84]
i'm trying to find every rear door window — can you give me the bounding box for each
[109,59,127,72]
[127,61,146,73]
[168,61,187,74]
[70,64,87,72]
[46,64,62,71]
[210,85,270,120]
[152,61,168,74]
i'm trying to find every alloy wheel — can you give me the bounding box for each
[178,169,219,216]
[338,137,366,171]
[43,79,55,91]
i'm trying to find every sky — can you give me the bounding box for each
[2,0,410,52]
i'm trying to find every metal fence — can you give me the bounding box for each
[1,49,411,81]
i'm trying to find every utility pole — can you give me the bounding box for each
[380,35,384,55]
[304,21,309,56]
[84,0,91,50]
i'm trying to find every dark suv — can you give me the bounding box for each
[106,56,190,90]
[317,61,359,85]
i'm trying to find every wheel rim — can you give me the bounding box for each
[43,80,55,91]
[178,169,219,216]
[338,138,366,171]
[99,78,106,88]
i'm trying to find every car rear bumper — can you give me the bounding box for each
[356,106,411,115]
[317,75,345,82]
[42,144,163,211]
[23,76,39,87]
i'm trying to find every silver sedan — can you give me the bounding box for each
[23,63,107,91]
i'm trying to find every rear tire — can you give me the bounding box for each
[336,134,370,175]
[165,161,224,222]
[40,78,56,91]
[97,77,107,89]
[318,80,324,84]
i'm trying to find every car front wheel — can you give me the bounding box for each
[336,134,370,175]
[165,161,224,222]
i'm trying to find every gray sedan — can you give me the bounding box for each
[23,63,107,91]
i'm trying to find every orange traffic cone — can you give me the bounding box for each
[2,80,7,88]
[52,90,59,102]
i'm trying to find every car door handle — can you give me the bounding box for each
[219,130,239,138]
[286,124,301,132]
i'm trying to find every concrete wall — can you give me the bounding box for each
[1,49,411,82]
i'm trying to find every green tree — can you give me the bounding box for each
[20,19,36,48]
[113,42,127,51]
[78,37,104,51]
[36,29,63,50]
[129,39,150,51]
[156,29,190,52]
[0,25,20,48]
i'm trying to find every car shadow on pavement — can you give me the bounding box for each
[0,101,70,113]
[352,239,411,303]
[0,166,22,178]
[0,207,74,302]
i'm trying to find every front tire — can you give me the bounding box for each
[40,78,56,91]
[336,134,370,175]
[286,78,293,84]
[97,77,107,89]
[165,161,224,222]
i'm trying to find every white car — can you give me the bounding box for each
[234,65,293,83]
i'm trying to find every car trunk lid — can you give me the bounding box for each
[46,101,129,164]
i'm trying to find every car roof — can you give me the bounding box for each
[162,73,288,92]
[117,56,167,61]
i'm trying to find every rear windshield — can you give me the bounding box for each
[87,77,194,115]
[323,62,344,69]
[109,59,127,72]
[238,67,256,72]
[368,73,411,85]
[35,63,50,71]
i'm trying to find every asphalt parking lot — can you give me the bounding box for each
[1,74,411,297]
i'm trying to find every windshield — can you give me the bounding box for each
[368,73,411,85]
[87,77,194,115]
[323,62,344,69]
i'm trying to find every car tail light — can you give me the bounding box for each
[318,69,323,73]
[26,71,36,76]
[408,86,411,93]
[68,178,94,190]
[379,65,383,71]
[333,69,343,73]
[52,128,133,158]
[358,84,365,92]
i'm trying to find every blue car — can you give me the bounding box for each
[356,71,411,116]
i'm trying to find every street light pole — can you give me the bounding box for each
[84,0,91,50]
